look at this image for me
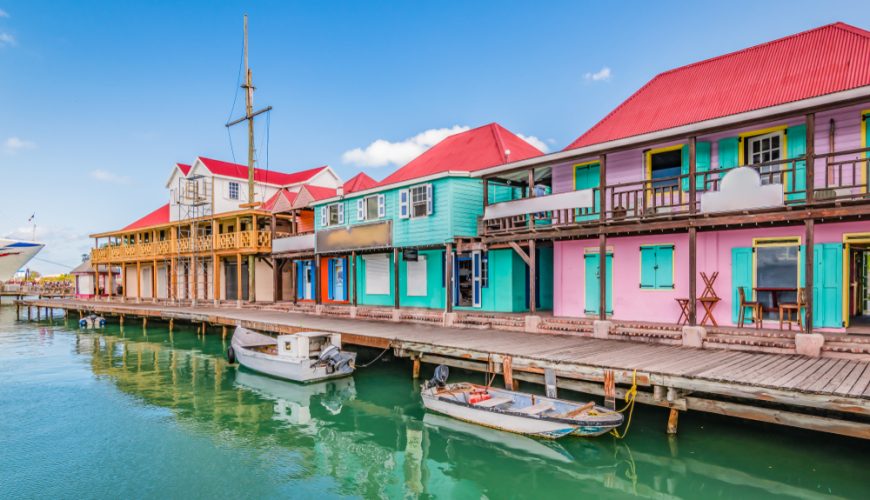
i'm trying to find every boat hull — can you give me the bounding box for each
[0,239,44,282]
[232,336,356,384]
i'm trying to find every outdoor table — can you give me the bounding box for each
[675,298,690,325]
[753,287,797,314]
[698,297,721,326]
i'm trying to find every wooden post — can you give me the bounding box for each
[213,256,221,304]
[667,408,679,434]
[688,136,697,214]
[544,368,557,398]
[599,154,607,221]
[136,261,141,302]
[168,318,173,332]
[393,248,400,309]
[291,259,298,305]
[482,178,489,209]
[445,243,453,313]
[248,215,257,303]
[599,233,607,320]
[806,113,815,204]
[272,257,280,302]
[107,263,114,301]
[94,268,99,299]
[121,262,127,302]
[689,227,697,326]
[27,306,31,321]
[236,253,243,306]
[351,251,358,307]
[152,259,158,303]
[37,307,41,321]
[314,256,321,305]
[502,355,517,390]
[412,357,421,379]
[201,321,206,336]
[528,239,536,314]
[120,315,124,326]
[142,317,147,329]
[805,219,814,333]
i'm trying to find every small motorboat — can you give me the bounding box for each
[421,365,623,439]
[227,326,356,383]
[78,314,106,329]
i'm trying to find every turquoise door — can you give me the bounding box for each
[584,253,612,315]
[574,164,600,221]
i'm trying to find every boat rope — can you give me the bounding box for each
[484,353,497,390]
[609,369,638,439]
[354,345,391,369]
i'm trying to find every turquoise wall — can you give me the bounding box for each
[354,253,395,307]
[398,249,446,309]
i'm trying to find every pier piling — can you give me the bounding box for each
[412,357,421,379]
[667,408,680,435]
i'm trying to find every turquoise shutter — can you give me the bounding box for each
[640,247,656,288]
[814,243,843,328]
[718,137,740,169]
[657,246,674,289]
[786,124,807,201]
[732,247,754,323]
[696,141,711,191]
[327,258,335,300]
[296,261,304,299]
[681,145,690,192]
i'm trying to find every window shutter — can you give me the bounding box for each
[320,206,326,227]
[399,190,409,219]
[357,199,364,221]
[681,145,690,192]
[337,203,345,224]
[296,261,305,299]
[327,258,335,300]
[696,141,711,191]
[786,124,807,200]
[377,194,386,218]
[640,247,656,289]
[718,137,740,169]
[731,247,754,324]
[425,184,433,215]
[656,246,674,289]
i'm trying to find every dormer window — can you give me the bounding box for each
[228,182,240,200]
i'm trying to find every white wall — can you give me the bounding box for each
[125,267,138,299]
[156,264,168,299]
[75,275,94,296]
[255,258,273,302]
[141,266,153,299]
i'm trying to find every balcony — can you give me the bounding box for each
[91,230,273,264]
[481,148,870,238]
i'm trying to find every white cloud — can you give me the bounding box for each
[584,66,612,82]
[90,169,132,184]
[517,134,550,153]
[0,32,16,47]
[4,137,36,153]
[342,125,470,168]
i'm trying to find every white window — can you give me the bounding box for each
[228,181,240,200]
[321,203,344,227]
[363,254,390,295]
[746,132,783,185]
[406,255,428,296]
[357,195,385,221]
[400,184,433,219]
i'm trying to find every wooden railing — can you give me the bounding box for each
[91,230,273,263]
[482,149,870,237]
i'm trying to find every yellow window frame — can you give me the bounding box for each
[751,236,801,304]
[644,144,686,206]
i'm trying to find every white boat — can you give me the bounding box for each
[421,366,623,439]
[228,326,356,383]
[0,238,44,282]
[235,370,356,425]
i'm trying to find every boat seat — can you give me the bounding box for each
[514,402,554,415]
[472,396,513,408]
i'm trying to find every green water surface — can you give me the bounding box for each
[0,306,867,499]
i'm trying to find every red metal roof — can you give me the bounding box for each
[198,157,328,186]
[177,163,192,176]
[261,189,298,212]
[303,184,338,201]
[566,22,870,150]
[378,123,544,187]
[122,204,170,231]
[343,173,378,194]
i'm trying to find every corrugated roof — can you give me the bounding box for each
[377,123,544,187]
[261,189,299,212]
[177,163,192,176]
[122,204,170,231]
[343,173,378,194]
[198,157,328,186]
[566,22,870,150]
[303,184,338,201]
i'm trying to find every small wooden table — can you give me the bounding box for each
[753,287,798,314]
[675,298,690,325]
[698,297,721,326]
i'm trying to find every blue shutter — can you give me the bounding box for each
[425,184,433,215]
[340,257,348,301]
[657,246,674,289]
[472,252,481,307]
[319,206,326,227]
[357,199,364,221]
[718,137,740,169]
[732,247,754,323]
[337,203,345,224]
[786,125,807,202]
[327,258,335,300]
[696,141,711,191]
[377,194,385,218]
[399,190,409,218]
[681,145,690,192]
[640,247,656,289]
[812,243,843,328]
[296,261,304,299]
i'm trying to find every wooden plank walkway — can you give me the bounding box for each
[16,298,870,438]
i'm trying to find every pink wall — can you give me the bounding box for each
[551,101,869,195]
[553,221,866,327]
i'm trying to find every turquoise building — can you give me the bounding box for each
[313,123,551,312]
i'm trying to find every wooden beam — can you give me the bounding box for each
[213,256,221,303]
[598,233,607,320]
[351,251,358,307]
[445,243,453,313]
[236,253,243,305]
[314,255,321,305]
[806,113,815,204]
[528,239,536,314]
[393,248,400,309]
[805,219,814,333]
[599,154,607,220]
[482,178,489,209]
[508,241,531,266]
[689,226,697,326]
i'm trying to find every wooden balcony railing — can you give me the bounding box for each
[482,149,870,237]
[91,230,273,264]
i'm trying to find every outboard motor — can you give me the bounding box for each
[78,317,89,329]
[95,316,106,328]
[312,344,351,374]
[425,365,449,390]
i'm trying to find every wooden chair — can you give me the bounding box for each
[779,288,805,331]
[737,287,762,329]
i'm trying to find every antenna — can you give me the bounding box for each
[226,14,272,209]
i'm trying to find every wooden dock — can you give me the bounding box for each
[15,298,870,439]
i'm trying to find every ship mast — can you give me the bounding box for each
[226,14,272,208]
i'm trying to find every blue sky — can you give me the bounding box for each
[2,0,869,274]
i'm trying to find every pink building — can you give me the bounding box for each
[478,22,870,333]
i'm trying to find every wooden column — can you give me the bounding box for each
[94,269,100,298]
[314,255,321,305]
[393,248,400,309]
[445,243,453,313]
[688,136,697,325]
[107,263,113,300]
[806,113,815,204]
[482,178,489,209]
[121,262,127,302]
[136,261,141,302]
[351,251,358,307]
[599,154,607,221]
[212,219,219,303]
[805,219,814,333]
[291,259,298,305]
[168,258,175,301]
[236,253,243,305]
[152,259,158,302]
[213,256,221,303]
[271,216,279,303]
[528,240,537,314]
[598,154,608,320]
[249,215,257,303]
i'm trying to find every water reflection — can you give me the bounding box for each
[67,324,866,499]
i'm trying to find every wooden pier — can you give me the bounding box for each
[15,298,870,439]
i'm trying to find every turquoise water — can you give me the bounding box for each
[1,305,868,499]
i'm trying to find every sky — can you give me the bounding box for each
[1,0,869,275]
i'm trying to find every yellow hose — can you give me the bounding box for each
[609,370,637,439]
